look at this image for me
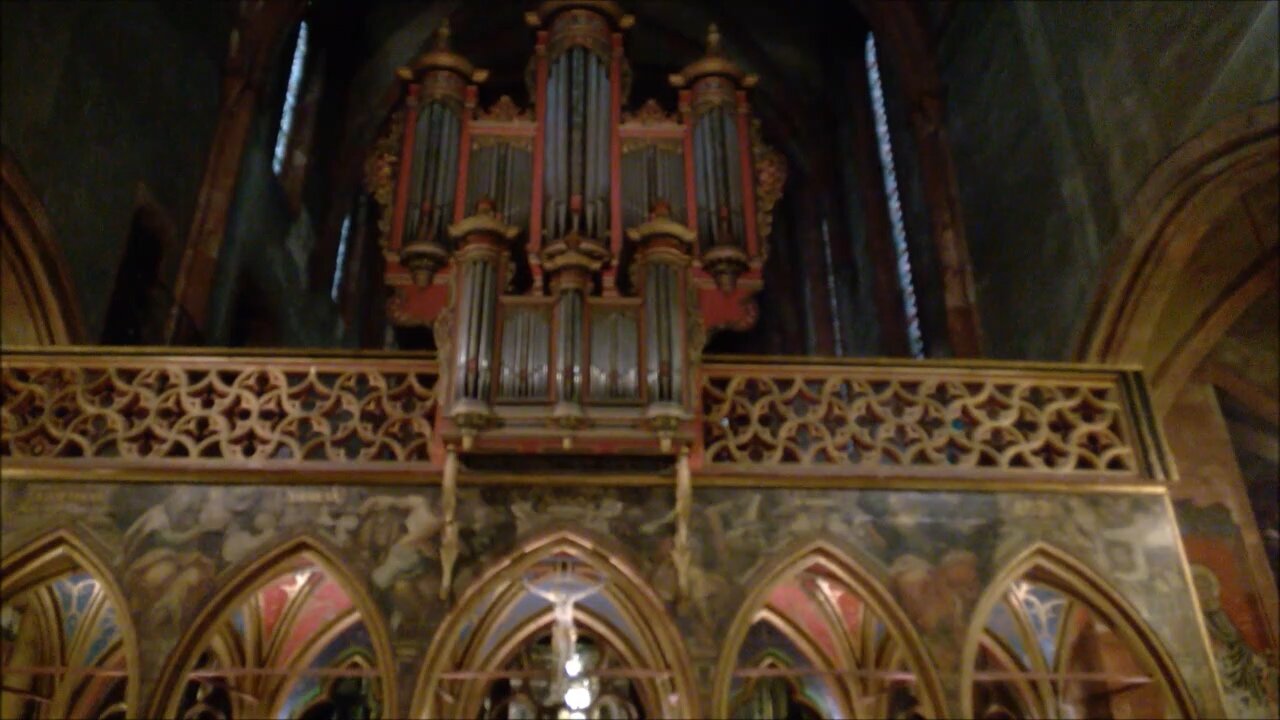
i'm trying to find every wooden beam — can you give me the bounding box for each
[1200,359,1280,428]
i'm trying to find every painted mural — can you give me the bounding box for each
[1175,498,1280,719]
[0,481,1221,718]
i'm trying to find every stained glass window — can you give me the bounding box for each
[273,22,310,177]
[331,211,352,303]
[865,33,925,359]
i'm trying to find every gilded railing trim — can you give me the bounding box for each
[0,466,1171,494]
[702,353,1146,373]
[1,345,438,361]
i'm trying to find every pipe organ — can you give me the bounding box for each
[367,0,787,453]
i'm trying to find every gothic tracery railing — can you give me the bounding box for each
[698,358,1172,484]
[1,349,1173,485]
[1,348,441,478]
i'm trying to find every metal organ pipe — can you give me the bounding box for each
[722,108,744,240]
[569,48,584,231]
[594,59,610,238]
[584,55,599,237]
[408,103,432,239]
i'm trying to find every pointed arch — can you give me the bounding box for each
[711,536,947,718]
[1,147,85,345]
[961,542,1198,719]
[1077,102,1278,412]
[0,527,140,718]
[148,534,397,719]
[411,527,700,718]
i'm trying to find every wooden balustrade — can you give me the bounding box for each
[2,348,1173,487]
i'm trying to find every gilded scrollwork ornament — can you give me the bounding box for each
[750,118,787,260]
[364,109,405,245]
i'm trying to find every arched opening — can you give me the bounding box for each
[712,539,944,719]
[0,529,139,719]
[1077,102,1279,715]
[151,537,396,719]
[962,544,1195,719]
[412,530,698,719]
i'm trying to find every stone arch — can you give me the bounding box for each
[1077,101,1278,412]
[960,542,1198,719]
[147,534,397,718]
[1,147,84,345]
[711,536,946,718]
[0,527,141,718]
[411,527,700,718]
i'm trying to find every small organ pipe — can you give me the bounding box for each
[476,260,495,399]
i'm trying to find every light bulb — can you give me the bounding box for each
[564,654,583,677]
[564,684,592,710]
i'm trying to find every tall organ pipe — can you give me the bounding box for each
[543,60,559,241]
[594,59,610,237]
[408,103,431,239]
[557,55,569,238]
[584,55,598,237]
[569,48,585,231]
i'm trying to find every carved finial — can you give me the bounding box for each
[432,19,452,50]
[705,23,721,54]
[649,200,672,220]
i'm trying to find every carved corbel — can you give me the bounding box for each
[672,446,692,605]
[439,446,459,600]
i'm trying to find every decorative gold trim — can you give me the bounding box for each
[668,24,757,90]
[148,535,398,719]
[396,20,489,85]
[958,542,1201,719]
[0,528,143,718]
[0,466,1175,494]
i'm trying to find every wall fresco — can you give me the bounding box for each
[1,480,1221,718]
[1175,498,1280,719]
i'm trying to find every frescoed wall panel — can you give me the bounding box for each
[1,481,1219,718]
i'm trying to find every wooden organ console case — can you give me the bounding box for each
[366,1,787,454]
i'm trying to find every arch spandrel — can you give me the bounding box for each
[711,536,948,719]
[147,534,397,720]
[0,528,142,720]
[961,542,1200,720]
[412,528,700,719]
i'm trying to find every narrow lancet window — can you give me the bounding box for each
[331,211,351,303]
[273,21,309,176]
[865,33,925,358]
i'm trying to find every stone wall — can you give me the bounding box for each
[0,1,229,341]
[939,0,1279,360]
